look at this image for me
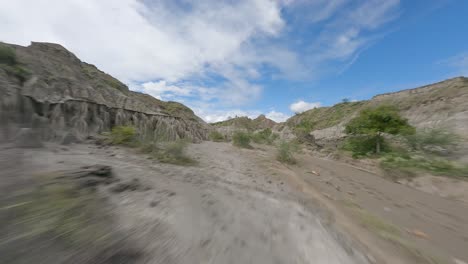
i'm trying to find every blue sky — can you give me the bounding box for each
[1,0,467,122]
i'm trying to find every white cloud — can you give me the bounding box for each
[266,111,290,122]
[309,0,400,72]
[285,0,347,23]
[141,80,192,100]
[290,100,321,113]
[0,0,402,117]
[195,108,261,123]
[0,0,285,88]
[441,52,468,76]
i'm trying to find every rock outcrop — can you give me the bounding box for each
[0,42,209,143]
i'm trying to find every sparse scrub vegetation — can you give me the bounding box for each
[209,131,226,142]
[340,106,467,178]
[293,120,315,142]
[276,140,297,165]
[213,116,255,131]
[0,43,31,83]
[341,125,468,178]
[155,139,197,165]
[232,131,252,148]
[288,101,364,131]
[109,125,137,145]
[381,149,468,179]
[106,125,196,165]
[137,139,196,165]
[405,128,459,154]
[380,128,467,178]
[0,44,17,65]
[251,128,279,145]
[341,199,443,264]
[164,101,195,117]
[6,176,114,251]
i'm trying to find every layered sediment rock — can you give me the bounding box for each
[0,42,209,143]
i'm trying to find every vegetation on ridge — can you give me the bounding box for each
[212,115,276,131]
[0,43,31,83]
[288,101,365,132]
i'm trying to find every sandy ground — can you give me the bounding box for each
[6,142,369,264]
[3,140,468,264]
[273,148,468,264]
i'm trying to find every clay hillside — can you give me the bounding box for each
[285,77,468,145]
[212,114,276,130]
[0,42,209,143]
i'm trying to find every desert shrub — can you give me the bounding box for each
[1,171,140,264]
[138,139,196,165]
[405,128,459,154]
[293,120,314,137]
[251,128,278,145]
[0,44,16,65]
[276,140,297,164]
[232,131,252,148]
[7,65,31,83]
[139,142,158,154]
[381,150,468,178]
[110,126,137,145]
[156,139,196,165]
[0,44,31,83]
[209,131,226,142]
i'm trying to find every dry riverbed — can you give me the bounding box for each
[1,141,368,264]
[2,140,467,264]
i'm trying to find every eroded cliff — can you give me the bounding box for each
[0,42,209,143]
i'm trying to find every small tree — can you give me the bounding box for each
[345,105,414,154]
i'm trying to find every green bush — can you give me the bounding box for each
[138,139,196,165]
[293,120,315,138]
[251,128,278,145]
[209,131,226,142]
[381,151,468,178]
[232,131,252,148]
[8,65,30,83]
[276,141,297,164]
[0,44,31,83]
[0,44,16,65]
[405,128,459,153]
[156,139,196,165]
[110,126,137,145]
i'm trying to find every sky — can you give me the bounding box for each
[1,0,467,122]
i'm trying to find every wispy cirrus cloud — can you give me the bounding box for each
[439,52,468,76]
[307,0,401,74]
